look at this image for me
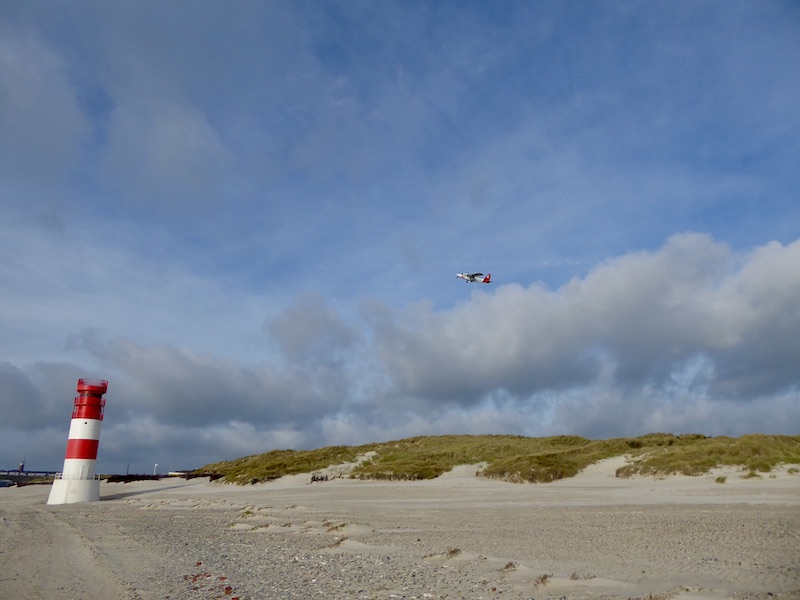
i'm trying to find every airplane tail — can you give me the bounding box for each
[483,274,491,283]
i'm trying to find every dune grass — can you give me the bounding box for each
[200,445,367,484]
[194,433,800,485]
[614,433,800,477]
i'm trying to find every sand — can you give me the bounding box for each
[1,458,798,599]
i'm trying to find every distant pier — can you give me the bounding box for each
[0,470,59,485]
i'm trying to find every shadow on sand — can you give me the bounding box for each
[99,480,207,501]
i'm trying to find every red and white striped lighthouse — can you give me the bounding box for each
[47,378,109,505]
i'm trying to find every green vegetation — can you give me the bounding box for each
[614,434,800,478]
[193,433,800,485]
[199,445,366,485]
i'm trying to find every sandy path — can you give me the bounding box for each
[0,502,133,599]
[1,460,798,599]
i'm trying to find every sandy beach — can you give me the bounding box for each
[1,459,798,600]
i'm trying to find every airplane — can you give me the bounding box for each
[456,272,491,283]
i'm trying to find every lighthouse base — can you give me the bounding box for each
[47,477,100,505]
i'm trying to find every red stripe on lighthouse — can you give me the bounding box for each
[65,438,100,460]
[72,403,104,420]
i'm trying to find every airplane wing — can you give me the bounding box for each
[469,273,484,278]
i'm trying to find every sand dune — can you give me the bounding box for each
[1,459,798,599]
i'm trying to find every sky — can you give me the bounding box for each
[1,1,799,474]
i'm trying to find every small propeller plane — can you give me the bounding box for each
[456,272,491,283]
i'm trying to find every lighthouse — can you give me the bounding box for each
[47,378,109,505]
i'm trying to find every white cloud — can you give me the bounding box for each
[0,27,90,182]
[101,98,233,209]
[367,234,800,424]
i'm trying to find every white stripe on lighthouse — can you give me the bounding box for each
[67,418,102,441]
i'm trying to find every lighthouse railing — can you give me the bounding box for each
[71,396,106,420]
[52,472,101,481]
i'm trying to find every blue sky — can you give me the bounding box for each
[1,1,799,474]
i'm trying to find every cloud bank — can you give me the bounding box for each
[2,234,797,472]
